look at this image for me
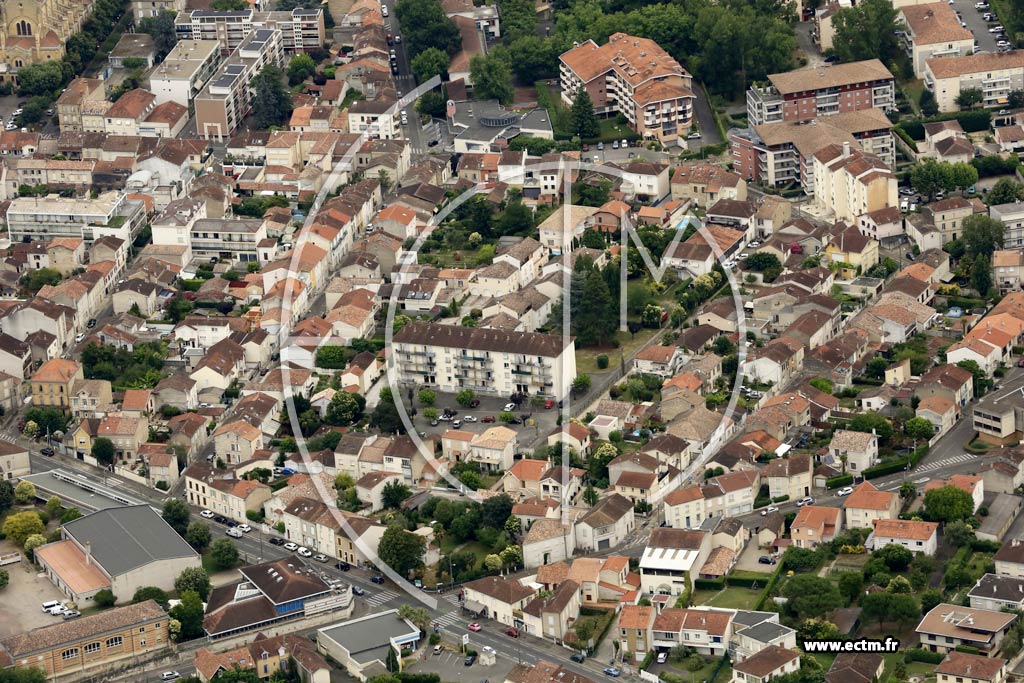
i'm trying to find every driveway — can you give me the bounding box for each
[0,552,69,637]
[734,538,777,574]
[691,85,722,146]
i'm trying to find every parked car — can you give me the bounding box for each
[760,506,779,516]
[226,527,243,538]
[352,586,365,595]
[269,537,285,546]
[465,654,477,666]
[284,542,299,551]
[470,398,480,408]
[237,524,251,533]
[758,556,776,565]
[505,627,519,637]
[40,447,54,456]
[335,561,351,571]
[657,652,668,663]
[571,654,586,663]
[796,496,815,507]
[463,415,478,423]
[371,575,386,584]
[87,318,97,328]
[686,131,701,140]
[160,673,181,681]
[75,333,85,343]
[544,399,555,409]
[836,486,855,496]
[62,610,81,620]
[604,668,621,677]
[314,554,329,562]
[214,515,227,524]
[482,416,496,423]
[468,623,482,631]
[434,645,444,655]
[504,402,516,411]
[297,547,313,557]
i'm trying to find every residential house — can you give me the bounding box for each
[916,603,1017,654]
[843,482,900,529]
[791,506,842,549]
[870,518,939,554]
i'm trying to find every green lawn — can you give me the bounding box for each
[670,657,730,683]
[691,586,761,610]
[576,328,662,374]
[593,118,639,144]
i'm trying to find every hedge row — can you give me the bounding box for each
[863,445,929,479]
[772,495,790,503]
[898,110,992,140]
[825,474,854,489]
[893,126,919,153]
[905,648,945,664]
[727,571,772,588]
[694,578,725,591]
[753,557,788,611]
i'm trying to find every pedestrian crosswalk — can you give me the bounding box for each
[364,589,400,607]
[0,433,15,443]
[441,593,461,607]
[915,454,976,472]
[435,610,461,628]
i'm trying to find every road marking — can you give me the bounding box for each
[915,454,976,472]
[364,589,400,606]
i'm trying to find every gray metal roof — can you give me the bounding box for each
[318,611,419,665]
[62,504,199,576]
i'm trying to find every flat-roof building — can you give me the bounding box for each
[148,40,223,107]
[6,191,147,244]
[316,610,421,681]
[175,8,325,55]
[194,28,285,141]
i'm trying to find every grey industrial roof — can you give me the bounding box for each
[62,504,199,576]
[319,611,419,665]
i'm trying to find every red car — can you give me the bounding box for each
[481,416,496,423]
[505,627,519,638]
[544,399,555,409]
[468,623,482,632]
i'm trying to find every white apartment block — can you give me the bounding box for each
[813,142,898,223]
[194,28,284,141]
[989,202,1024,249]
[925,51,1024,112]
[132,0,186,19]
[392,322,577,399]
[175,8,325,54]
[899,3,974,79]
[7,192,147,244]
[148,40,223,107]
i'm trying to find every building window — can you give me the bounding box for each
[84,642,100,654]
[62,648,79,660]
[106,637,123,648]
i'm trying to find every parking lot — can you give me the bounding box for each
[0,553,72,637]
[408,643,517,683]
[408,392,561,451]
[953,0,1002,53]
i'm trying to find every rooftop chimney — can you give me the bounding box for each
[842,142,851,159]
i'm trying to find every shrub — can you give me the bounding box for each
[693,578,725,590]
[771,495,790,503]
[596,354,609,369]
[905,648,945,664]
[826,474,854,489]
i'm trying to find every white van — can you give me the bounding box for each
[41,600,63,613]
[47,605,67,616]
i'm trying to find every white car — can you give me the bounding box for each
[200,510,215,518]
[990,25,1004,33]
[237,523,251,533]
[998,40,1012,47]
[226,527,243,538]
[75,333,86,343]
[3,123,15,131]
[160,673,181,682]
[796,496,815,507]
[297,546,313,557]
[656,652,668,664]
[760,506,779,516]
[462,415,478,423]
[739,253,749,260]
[313,553,329,562]
[284,542,299,551]
[836,486,854,497]
[504,402,516,411]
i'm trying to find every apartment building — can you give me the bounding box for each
[392,322,577,399]
[30,359,82,412]
[990,201,1024,248]
[925,51,1024,112]
[559,32,694,147]
[6,192,147,243]
[175,8,325,54]
[813,142,898,223]
[729,108,894,192]
[899,3,973,78]
[55,77,106,133]
[194,28,285,141]
[148,40,222,107]
[925,196,975,244]
[191,218,267,262]
[746,59,895,126]
[133,0,185,18]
